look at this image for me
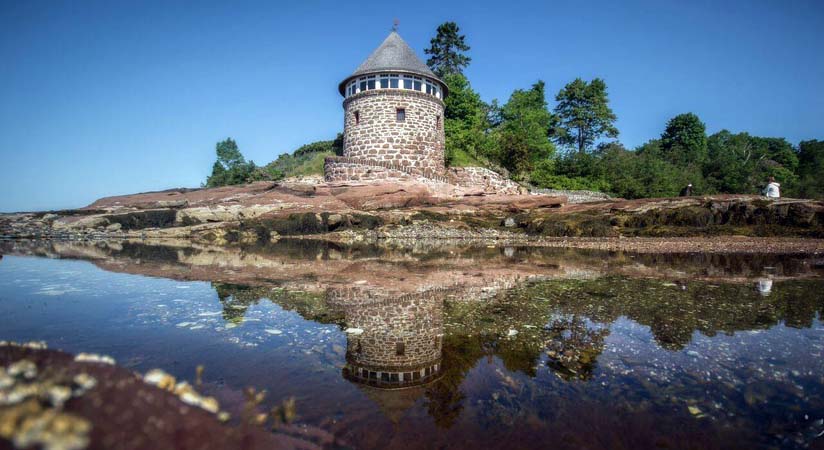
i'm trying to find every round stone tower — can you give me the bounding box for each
[325,31,449,182]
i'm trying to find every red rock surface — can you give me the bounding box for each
[84,181,563,216]
[0,346,329,450]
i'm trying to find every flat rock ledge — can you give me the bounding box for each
[2,181,824,249]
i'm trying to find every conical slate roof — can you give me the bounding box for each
[338,31,447,96]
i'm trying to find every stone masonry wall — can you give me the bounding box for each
[324,156,449,184]
[343,90,445,176]
[448,166,524,195]
[324,160,413,183]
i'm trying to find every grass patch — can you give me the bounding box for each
[446,148,483,167]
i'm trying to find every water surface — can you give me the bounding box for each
[1,240,823,449]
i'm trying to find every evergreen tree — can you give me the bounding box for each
[207,161,228,187]
[554,78,618,153]
[425,22,471,78]
[206,138,256,187]
[216,138,244,168]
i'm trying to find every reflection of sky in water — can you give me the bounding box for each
[1,254,823,449]
[0,256,340,349]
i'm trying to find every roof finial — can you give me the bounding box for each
[392,18,399,32]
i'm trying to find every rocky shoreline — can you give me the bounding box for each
[0,342,332,450]
[2,180,824,253]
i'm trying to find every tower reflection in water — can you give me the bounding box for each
[329,287,444,391]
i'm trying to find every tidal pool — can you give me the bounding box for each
[0,240,823,449]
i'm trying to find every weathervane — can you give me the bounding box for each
[392,18,399,32]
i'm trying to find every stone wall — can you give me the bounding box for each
[324,156,449,184]
[448,166,524,195]
[324,159,413,183]
[343,89,445,176]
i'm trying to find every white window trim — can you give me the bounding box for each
[346,74,443,98]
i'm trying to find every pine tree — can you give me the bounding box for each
[554,78,618,153]
[425,22,471,78]
[205,138,256,187]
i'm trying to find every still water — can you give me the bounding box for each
[1,240,823,449]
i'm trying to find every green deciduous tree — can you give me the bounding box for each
[425,22,471,78]
[441,73,497,166]
[600,141,693,199]
[496,81,556,177]
[794,140,824,199]
[660,113,708,166]
[703,131,798,195]
[554,78,618,153]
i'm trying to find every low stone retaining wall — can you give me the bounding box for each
[324,158,525,195]
[448,166,524,195]
[324,156,449,184]
[324,160,413,183]
[530,188,611,203]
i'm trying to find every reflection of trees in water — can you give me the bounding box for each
[213,283,259,324]
[521,277,824,351]
[544,314,609,381]
[209,277,824,428]
[423,334,472,428]
[211,283,340,325]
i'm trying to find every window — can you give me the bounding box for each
[348,74,440,97]
[396,342,405,356]
[378,73,401,89]
[425,79,441,97]
[354,111,360,125]
[396,108,405,122]
[436,115,441,129]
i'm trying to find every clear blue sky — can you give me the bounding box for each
[1,0,822,212]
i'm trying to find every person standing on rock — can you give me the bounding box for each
[679,183,693,197]
[763,177,781,198]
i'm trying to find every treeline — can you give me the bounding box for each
[205,22,823,199]
[427,22,823,199]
